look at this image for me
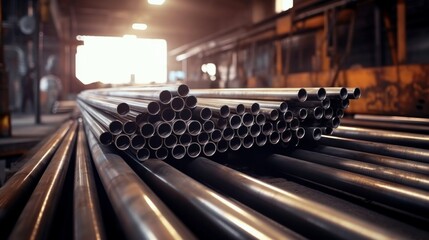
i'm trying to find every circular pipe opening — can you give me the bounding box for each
[222,128,234,141]
[115,135,130,150]
[331,117,341,128]
[109,121,123,135]
[99,132,113,145]
[217,139,228,153]
[173,119,187,135]
[171,97,185,112]
[262,122,273,135]
[179,108,192,121]
[313,128,322,141]
[279,102,288,112]
[276,120,287,133]
[322,98,330,109]
[353,88,361,99]
[242,113,254,127]
[172,145,186,159]
[250,124,261,137]
[229,115,242,129]
[155,148,169,160]
[269,109,279,121]
[147,102,161,115]
[179,133,192,146]
[148,135,163,150]
[339,87,348,100]
[341,99,350,109]
[229,137,241,151]
[216,118,228,129]
[255,113,266,125]
[318,88,327,100]
[296,127,305,139]
[251,103,260,115]
[298,88,308,102]
[136,113,148,125]
[123,121,137,135]
[242,135,254,149]
[200,107,212,121]
[164,134,178,148]
[298,108,308,119]
[178,84,190,97]
[236,104,245,115]
[203,142,216,156]
[185,95,197,108]
[290,118,300,130]
[131,135,146,149]
[161,108,175,122]
[237,125,249,138]
[314,107,324,120]
[283,111,293,122]
[140,123,155,138]
[156,122,172,138]
[211,129,222,142]
[324,108,334,119]
[117,103,130,115]
[255,134,267,147]
[137,148,150,161]
[203,120,215,133]
[187,121,202,136]
[220,105,230,118]
[269,132,280,145]
[159,90,172,104]
[197,132,210,145]
[187,143,201,158]
[281,131,292,143]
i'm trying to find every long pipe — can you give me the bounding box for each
[0,120,72,226]
[73,121,105,240]
[320,136,429,163]
[309,145,429,175]
[87,84,189,98]
[78,94,129,115]
[286,149,429,191]
[127,159,304,239]
[341,118,429,134]
[85,127,195,239]
[78,101,123,135]
[354,114,429,126]
[81,110,113,145]
[81,94,160,115]
[190,88,308,102]
[175,157,398,240]
[88,89,173,104]
[9,121,78,239]
[265,154,429,216]
[333,126,429,149]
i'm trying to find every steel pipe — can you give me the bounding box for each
[217,139,229,153]
[310,145,429,175]
[179,133,192,146]
[172,119,187,135]
[190,88,308,102]
[266,154,429,216]
[161,108,176,122]
[82,94,160,115]
[155,121,172,138]
[229,136,242,151]
[192,106,213,121]
[115,134,131,151]
[197,132,210,145]
[255,134,268,147]
[202,120,215,133]
[341,118,429,134]
[250,124,261,137]
[79,101,123,135]
[333,126,429,148]
[148,135,163,150]
[136,148,151,161]
[179,108,193,121]
[140,122,155,138]
[228,114,242,129]
[129,159,302,239]
[286,149,429,192]
[260,108,279,121]
[81,110,113,145]
[184,95,198,108]
[255,113,267,125]
[187,120,202,136]
[210,129,222,142]
[241,112,254,127]
[170,97,185,112]
[187,142,201,158]
[242,135,254,148]
[164,134,178,148]
[347,87,361,99]
[354,114,429,126]
[155,147,169,160]
[176,157,398,240]
[172,145,187,160]
[9,121,78,239]
[236,125,249,138]
[85,129,194,239]
[73,121,105,240]
[202,142,217,156]
[78,95,129,115]
[131,134,146,149]
[324,87,348,100]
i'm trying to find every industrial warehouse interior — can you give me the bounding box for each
[1,0,429,239]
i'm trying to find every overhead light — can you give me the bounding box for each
[132,23,148,30]
[148,0,165,5]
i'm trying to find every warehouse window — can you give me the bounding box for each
[276,0,293,13]
[76,35,167,85]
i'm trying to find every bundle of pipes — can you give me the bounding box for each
[77,84,360,160]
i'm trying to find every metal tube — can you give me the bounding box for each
[202,142,217,156]
[222,127,235,141]
[179,133,192,146]
[79,101,123,135]
[228,114,242,129]
[81,110,113,145]
[341,118,429,134]
[288,99,330,109]
[178,157,398,240]
[161,108,176,122]
[241,112,254,127]
[295,127,306,139]
[187,120,202,136]
[81,94,160,115]
[290,108,307,120]
[289,118,300,131]
[122,120,138,135]
[304,127,322,140]
[262,122,274,136]
[269,132,281,145]
[212,117,228,129]
[229,136,242,151]
[242,135,254,148]
[9,121,78,239]
[250,124,261,137]
[172,119,187,135]
[336,109,344,118]
[87,89,173,104]
[170,97,185,112]
[354,114,429,126]
[74,121,105,240]
[115,134,131,151]
[257,100,288,112]
[155,121,172,138]
[210,129,222,142]
[202,120,215,133]
[330,99,350,109]
[324,87,348,100]
[140,122,155,138]
[78,94,129,115]
[172,145,187,159]
[155,147,169,160]
[131,159,303,239]
[87,84,189,98]
[320,135,429,163]
[310,145,429,175]
[196,98,270,114]
[164,134,178,148]
[197,132,210,145]
[184,95,198,108]
[198,98,246,115]
[0,120,72,224]
[282,110,293,122]
[196,103,230,118]
[190,88,308,102]
[217,139,229,153]
[281,131,293,143]
[187,142,201,158]
[255,113,267,125]
[265,153,429,216]
[347,87,361,99]
[333,126,429,148]
[131,134,146,149]
[85,129,195,239]
[260,108,279,121]
[193,106,213,120]
[179,108,192,121]
[323,107,334,119]
[148,135,163,150]
[308,107,324,120]
[275,120,287,133]
[287,149,429,192]
[255,134,268,147]
[236,125,249,138]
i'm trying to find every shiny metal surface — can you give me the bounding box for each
[266,154,429,216]
[190,88,308,102]
[74,121,105,240]
[85,127,194,240]
[78,94,129,115]
[0,120,72,224]
[78,101,123,135]
[81,94,160,115]
[354,114,429,125]
[177,157,398,240]
[341,118,429,134]
[81,110,113,145]
[129,159,303,239]
[9,121,78,239]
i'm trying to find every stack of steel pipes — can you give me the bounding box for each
[77,85,360,160]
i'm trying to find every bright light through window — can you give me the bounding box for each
[148,0,165,5]
[276,0,293,13]
[76,36,167,85]
[132,23,148,30]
